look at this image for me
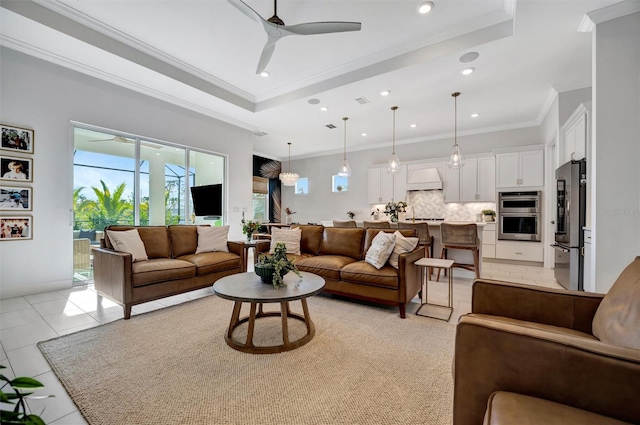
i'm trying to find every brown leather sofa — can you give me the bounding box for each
[257,225,424,318]
[93,225,243,319]
[453,257,640,425]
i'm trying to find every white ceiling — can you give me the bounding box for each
[0,0,621,160]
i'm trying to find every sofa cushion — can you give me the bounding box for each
[364,228,416,253]
[107,229,148,263]
[483,391,631,425]
[365,231,396,269]
[295,255,358,281]
[340,261,399,289]
[388,231,419,269]
[132,258,195,287]
[104,225,171,259]
[270,227,302,255]
[592,256,640,350]
[195,225,229,254]
[319,227,365,260]
[78,229,96,241]
[177,252,240,276]
[292,225,324,255]
[168,225,199,258]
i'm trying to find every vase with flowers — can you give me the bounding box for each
[254,242,302,288]
[384,201,408,222]
[241,214,262,241]
[284,207,297,225]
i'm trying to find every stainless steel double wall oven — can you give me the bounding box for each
[498,191,542,242]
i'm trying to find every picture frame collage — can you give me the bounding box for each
[1,124,34,241]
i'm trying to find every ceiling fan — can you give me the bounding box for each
[227,0,361,74]
[88,136,161,149]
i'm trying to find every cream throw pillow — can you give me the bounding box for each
[107,229,148,262]
[365,231,396,269]
[195,226,229,254]
[388,231,419,269]
[270,227,302,255]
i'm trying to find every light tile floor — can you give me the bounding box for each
[0,260,562,424]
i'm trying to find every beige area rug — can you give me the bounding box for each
[38,294,455,425]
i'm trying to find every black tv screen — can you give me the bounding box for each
[190,184,223,217]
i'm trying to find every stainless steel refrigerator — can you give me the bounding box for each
[552,159,586,291]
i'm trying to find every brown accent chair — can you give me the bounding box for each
[333,220,357,228]
[453,257,640,425]
[363,220,391,229]
[436,223,479,281]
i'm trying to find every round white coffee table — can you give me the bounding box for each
[213,271,325,354]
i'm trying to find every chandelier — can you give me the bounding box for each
[279,142,299,186]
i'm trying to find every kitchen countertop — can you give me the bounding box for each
[321,220,488,227]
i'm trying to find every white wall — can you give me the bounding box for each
[0,48,254,298]
[592,12,640,292]
[283,126,542,224]
[559,87,592,126]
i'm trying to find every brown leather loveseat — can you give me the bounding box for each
[93,225,243,319]
[453,256,640,425]
[257,225,424,318]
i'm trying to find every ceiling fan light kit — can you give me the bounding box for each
[387,106,400,174]
[279,142,299,186]
[337,117,352,177]
[227,0,361,74]
[447,92,465,169]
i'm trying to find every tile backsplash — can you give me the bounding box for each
[372,190,496,221]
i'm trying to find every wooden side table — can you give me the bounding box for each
[414,257,454,321]
[238,240,270,272]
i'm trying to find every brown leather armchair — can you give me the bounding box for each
[453,257,640,425]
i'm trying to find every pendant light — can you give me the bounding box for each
[279,142,299,186]
[387,106,400,174]
[447,92,465,169]
[337,117,352,177]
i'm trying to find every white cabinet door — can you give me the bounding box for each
[477,156,496,201]
[381,168,395,203]
[573,114,586,161]
[520,150,544,187]
[496,153,519,188]
[394,165,407,202]
[444,165,460,202]
[583,229,594,292]
[565,125,576,163]
[368,168,383,204]
[460,158,478,202]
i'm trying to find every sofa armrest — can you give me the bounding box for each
[92,247,132,306]
[397,247,425,303]
[227,241,243,257]
[453,314,640,425]
[471,278,604,334]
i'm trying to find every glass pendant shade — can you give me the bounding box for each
[447,92,465,169]
[337,117,352,177]
[387,106,400,174]
[279,142,299,186]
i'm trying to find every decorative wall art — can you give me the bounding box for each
[0,186,32,211]
[1,124,34,154]
[0,216,32,240]
[0,155,32,182]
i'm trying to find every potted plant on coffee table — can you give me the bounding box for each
[254,242,302,288]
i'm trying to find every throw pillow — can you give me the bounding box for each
[365,231,396,270]
[592,256,640,350]
[270,227,302,255]
[78,229,96,241]
[107,229,148,262]
[388,231,419,269]
[195,225,229,254]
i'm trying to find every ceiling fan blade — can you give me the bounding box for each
[284,21,361,36]
[226,0,265,26]
[256,38,278,74]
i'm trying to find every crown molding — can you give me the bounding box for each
[580,0,640,32]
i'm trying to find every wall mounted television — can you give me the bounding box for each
[190,184,223,217]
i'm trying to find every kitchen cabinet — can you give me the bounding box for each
[445,156,496,202]
[482,222,496,258]
[496,149,544,188]
[583,228,594,292]
[495,240,543,262]
[368,165,407,204]
[562,102,591,164]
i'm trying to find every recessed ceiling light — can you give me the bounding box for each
[461,67,475,75]
[417,1,434,14]
[361,132,368,137]
[471,113,479,118]
[308,98,321,104]
[320,106,328,111]
[380,90,391,96]
[410,124,417,128]
[459,52,480,63]
[260,71,270,77]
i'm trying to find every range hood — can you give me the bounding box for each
[406,168,443,191]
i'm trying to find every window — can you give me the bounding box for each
[332,175,348,193]
[295,178,309,195]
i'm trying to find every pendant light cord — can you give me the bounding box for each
[287,142,291,172]
[452,92,460,147]
[391,106,398,154]
[343,117,348,160]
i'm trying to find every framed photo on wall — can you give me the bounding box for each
[1,124,34,154]
[0,216,32,241]
[0,155,32,182]
[0,186,32,211]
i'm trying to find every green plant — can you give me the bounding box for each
[255,242,302,288]
[1,365,53,424]
[384,201,408,222]
[241,216,262,239]
[481,209,496,216]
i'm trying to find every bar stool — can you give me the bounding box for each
[436,223,480,281]
[398,221,434,277]
[333,220,357,228]
[363,221,391,229]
